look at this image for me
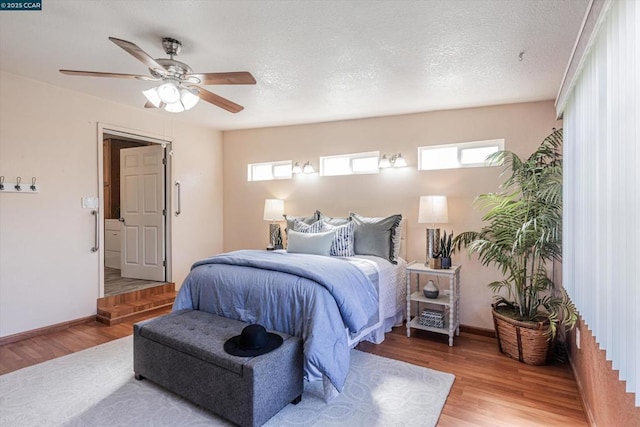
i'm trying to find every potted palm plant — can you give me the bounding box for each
[453,128,577,365]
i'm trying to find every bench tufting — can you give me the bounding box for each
[133,309,303,427]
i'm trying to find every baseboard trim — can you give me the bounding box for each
[0,315,97,346]
[460,324,496,338]
[569,355,597,427]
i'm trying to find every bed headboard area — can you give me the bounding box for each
[282,210,406,264]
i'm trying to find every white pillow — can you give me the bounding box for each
[286,230,334,256]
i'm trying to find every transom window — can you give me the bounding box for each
[320,151,380,176]
[418,139,505,171]
[247,160,292,181]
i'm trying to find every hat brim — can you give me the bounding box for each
[224,332,283,357]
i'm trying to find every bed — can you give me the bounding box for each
[173,212,406,396]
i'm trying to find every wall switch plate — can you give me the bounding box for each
[82,196,99,209]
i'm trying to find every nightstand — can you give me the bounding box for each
[406,261,461,346]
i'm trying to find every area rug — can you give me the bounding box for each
[0,336,454,426]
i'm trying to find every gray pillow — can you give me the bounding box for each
[350,212,403,263]
[286,230,334,256]
[283,213,319,235]
[316,210,351,226]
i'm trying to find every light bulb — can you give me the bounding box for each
[157,81,180,104]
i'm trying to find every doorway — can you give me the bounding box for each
[98,125,173,297]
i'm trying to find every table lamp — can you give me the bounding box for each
[418,195,448,268]
[263,199,285,249]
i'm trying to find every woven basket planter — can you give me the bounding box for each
[491,303,552,365]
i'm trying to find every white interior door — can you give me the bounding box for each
[120,145,165,281]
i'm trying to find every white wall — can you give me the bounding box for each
[0,71,223,337]
[223,101,562,330]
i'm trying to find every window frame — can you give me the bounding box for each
[247,160,293,181]
[418,139,505,171]
[319,151,381,177]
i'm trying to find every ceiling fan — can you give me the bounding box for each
[60,37,256,113]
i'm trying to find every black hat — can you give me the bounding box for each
[224,324,283,357]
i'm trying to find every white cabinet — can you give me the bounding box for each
[105,219,121,269]
[406,261,461,346]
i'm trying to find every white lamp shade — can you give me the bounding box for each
[263,199,285,221]
[157,81,181,104]
[302,162,314,174]
[143,86,200,112]
[418,195,449,223]
[180,88,200,110]
[378,155,391,168]
[142,87,162,108]
[164,101,185,113]
[393,153,407,168]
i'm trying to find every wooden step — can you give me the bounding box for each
[97,283,176,326]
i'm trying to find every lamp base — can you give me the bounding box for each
[426,228,441,259]
[428,258,442,269]
[269,223,283,249]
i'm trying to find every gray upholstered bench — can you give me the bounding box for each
[133,309,303,427]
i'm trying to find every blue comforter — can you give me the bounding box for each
[173,250,379,391]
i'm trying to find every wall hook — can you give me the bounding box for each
[30,177,37,191]
[15,176,22,191]
[0,176,4,191]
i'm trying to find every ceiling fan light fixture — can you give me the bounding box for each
[157,81,181,104]
[142,87,162,108]
[62,37,255,114]
[164,101,185,113]
[180,88,200,111]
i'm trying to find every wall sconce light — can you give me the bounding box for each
[379,153,407,168]
[292,161,314,174]
[302,161,315,174]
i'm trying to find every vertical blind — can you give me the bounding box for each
[561,0,639,406]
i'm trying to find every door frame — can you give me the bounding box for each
[97,122,174,297]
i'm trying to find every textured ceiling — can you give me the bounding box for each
[0,1,589,130]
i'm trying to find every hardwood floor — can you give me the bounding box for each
[358,328,588,426]
[0,311,587,426]
[0,308,172,375]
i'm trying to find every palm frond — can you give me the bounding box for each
[454,128,576,339]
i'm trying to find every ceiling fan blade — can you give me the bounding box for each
[189,72,256,85]
[144,101,160,109]
[109,37,165,74]
[60,70,158,81]
[194,86,244,113]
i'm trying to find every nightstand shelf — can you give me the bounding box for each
[406,261,461,346]
[407,317,450,335]
[409,290,458,306]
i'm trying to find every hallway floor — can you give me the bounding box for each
[104,267,166,296]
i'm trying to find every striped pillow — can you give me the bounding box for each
[293,219,324,233]
[324,221,355,257]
